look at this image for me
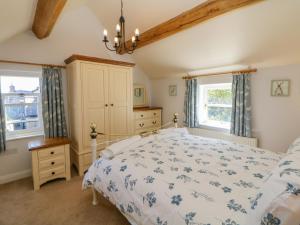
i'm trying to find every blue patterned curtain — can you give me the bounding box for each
[0,86,6,152]
[184,79,199,128]
[42,67,68,138]
[230,74,252,137]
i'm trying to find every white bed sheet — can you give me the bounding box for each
[83,131,282,225]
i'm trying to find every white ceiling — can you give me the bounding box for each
[87,0,206,40]
[0,0,37,43]
[129,0,300,78]
[0,0,299,79]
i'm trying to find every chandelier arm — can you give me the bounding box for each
[104,42,117,52]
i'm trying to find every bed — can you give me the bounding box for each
[83,128,288,225]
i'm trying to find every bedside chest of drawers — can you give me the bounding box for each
[133,107,162,135]
[28,138,71,191]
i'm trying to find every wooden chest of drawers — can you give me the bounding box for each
[133,107,162,134]
[28,138,71,191]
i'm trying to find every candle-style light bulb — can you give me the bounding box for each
[131,36,136,43]
[116,24,121,32]
[114,37,119,44]
[135,28,140,36]
[103,29,108,37]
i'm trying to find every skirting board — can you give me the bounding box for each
[0,169,32,184]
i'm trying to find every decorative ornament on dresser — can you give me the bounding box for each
[102,0,140,54]
[271,80,290,97]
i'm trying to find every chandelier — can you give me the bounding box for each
[102,0,140,54]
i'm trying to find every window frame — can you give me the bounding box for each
[198,83,232,131]
[0,70,44,141]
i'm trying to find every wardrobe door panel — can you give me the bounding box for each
[108,67,132,138]
[82,63,109,149]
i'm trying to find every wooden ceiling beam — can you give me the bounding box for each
[122,0,263,54]
[32,0,67,39]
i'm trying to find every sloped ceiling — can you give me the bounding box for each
[129,0,300,78]
[0,0,299,79]
[87,0,206,40]
[0,0,37,43]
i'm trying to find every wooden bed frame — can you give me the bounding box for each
[89,113,179,205]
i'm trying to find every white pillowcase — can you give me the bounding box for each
[101,135,141,159]
[246,152,300,225]
[287,137,300,153]
[159,127,189,135]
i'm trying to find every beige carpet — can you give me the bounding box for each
[0,175,130,225]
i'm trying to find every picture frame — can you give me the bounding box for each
[169,85,177,96]
[271,80,290,97]
[133,84,148,107]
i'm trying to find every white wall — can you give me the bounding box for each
[0,5,152,183]
[151,64,300,153]
[251,64,300,153]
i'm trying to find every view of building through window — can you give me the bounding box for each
[198,83,232,129]
[1,76,42,138]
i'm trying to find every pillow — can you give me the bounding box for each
[261,185,300,225]
[101,135,141,159]
[159,127,189,135]
[287,137,300,153]
[246,151,300,225]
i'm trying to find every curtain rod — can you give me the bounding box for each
[182,68,257,80]
[0,59,66,69]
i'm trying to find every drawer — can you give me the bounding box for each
[134,111,151,119]
[38,146,65,160]
[135,118,161,130]
[39,165,65,181]
[39,155,65,171]
[151,110,161,118]
[134,110,161,120]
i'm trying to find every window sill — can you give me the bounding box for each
[6,133,44,142]
[198,123,230,133]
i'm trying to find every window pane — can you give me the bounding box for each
[207,88,232,105]
[207,106,232,122]
[4,95,38,104]
[1,76,40,94]
[6,121,40,132]
[5,104,38,122]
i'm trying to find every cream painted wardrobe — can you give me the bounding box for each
[65,55,134,176]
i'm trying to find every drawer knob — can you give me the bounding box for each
[52,172,55,175]
[140,114,144,117]
[50,151,54,155]
[139,123,144,128]
[51,162,55,165]
[105,104,108,107]
[154,113,157,115]
[110,103,114,107]
[152,121,157,124]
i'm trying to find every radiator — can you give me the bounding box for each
[188,128,258,147]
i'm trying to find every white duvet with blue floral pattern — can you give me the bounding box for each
[83,131,283,225]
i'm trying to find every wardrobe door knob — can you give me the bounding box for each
[110,104,114,107]
[105,104,108,107]
[50,151,54,155]
[140,114,144,118]
[52,172,55,175]
[51,162,55,165]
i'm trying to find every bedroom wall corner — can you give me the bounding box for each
[150,64,300,153]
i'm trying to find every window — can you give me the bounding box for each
[0,74,44,140]
[198,83,232,130]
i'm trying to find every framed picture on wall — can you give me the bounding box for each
[271,80,290,97]
[169,85,177,96]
